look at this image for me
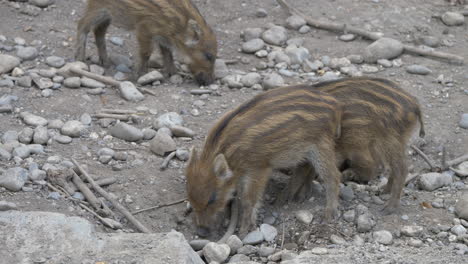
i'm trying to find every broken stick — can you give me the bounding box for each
[71,158,151,233]
[160,151,177,170]
[276,0,464,64]
[411,145,436,170]
[445,153,468,169]
[132,198,187,215]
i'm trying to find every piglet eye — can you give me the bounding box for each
[207,192,217,205]
[204,52,214,62]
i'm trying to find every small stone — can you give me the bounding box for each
[153,112,183,129]
[17,76,32,88]
[242,38,265,53]
[48,192,61,200]
[285,45,310,65]
[45,56,65,68]
[12,67,24,77]
[169,74,183,84]
[119,81,145,102]
[237,245,258,255]
[110,54,132,67]
[256,8,268,18]
[170,125,195,138]
[223,75,243,89]
[262,26,288,46]
[258,246,275,257]
[319,71,340,81]
[361,64,379,73]
[61,120,85,137]
[242,28,264,41]
[343,210,356,222]
[12,146,31,159]
[419,172,452,191]
[175,149,190,161]
[295,210,313,224]
[20,112,48,127]
[0,201,18,211]
[29,169,46,181]
[310,247,328,255]
[54,135,72,144]
[377,59,393,68]
[262,73,284,90]
[357,213,375,233]
[80,113,92,125]
[298,25,311,34]
[373,230,393,245]
[80,77,105,88]
[99,155,113,164]
[97,148,115,158]
[286,15,306,30]
[203,242,230,263]
[329,57,351,69]
[229,254,250,262]
[226,235,243,254]
[441,12,465,26]
[0,55,21,74]
[406,65,432,75]
[64,77,81,88]
[115,64,131,74]
[2,131,18,144]
[451,225,467,236]
[242,230,264,245]
[150,131,177,156]
[339,34,356,41]
[189,239,210,251]
[137,70,164,85]
[0,79,15,88]
[458,113,468,129]
[110,122,143,142]
[401,225,424,237]
[142,128,157,140]
[30,0,55,8]
[347,54,364,64]
[16,47,38,61]
[456,194,468,221]
[363,38,404,63]
[33,126,49,145]
[241,72,262,87]
[0,148,11,161]
[408,238,423,247]
[41,89,53,98]
[48,119,64,129]
[330,234,346,245]
[353,235,364,246]
[110,36,124,46]
[260,223,277,242]
[114,152,128,161]
[0,167,29,191]
[72,192,85,201]
[340,185,355,201]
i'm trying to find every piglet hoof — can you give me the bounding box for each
[380,202,400,216]
[323,207,340,223]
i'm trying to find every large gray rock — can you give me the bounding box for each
[0,55,21,74]
[441,12,465,26]
[0,167,29,191]
[363,38,404,63]
[0,211,203,264]
[419,172,453,191]
[110,122,144,142]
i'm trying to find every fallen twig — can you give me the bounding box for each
[411,145,436,170]
[160,151,177,170]
[276,0,464,64]
[445,153,468,169]
[72,158,151,233]
[280,221,286,250]
[72,174,102,211]
[405,172,420,185]
[327,224,352,240]
[93,113,130,121]
[101,109,138,115]
[132,198,187,215]
[139,87,157,96]
[450,167,468,177]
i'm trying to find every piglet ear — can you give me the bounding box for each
[213,154,233,181]
[185,19,202,47]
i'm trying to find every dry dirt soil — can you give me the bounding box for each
[0,0,467,263]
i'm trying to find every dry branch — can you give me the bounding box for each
[405,172,420,185]
[101,109,138,115]
[132,198,187,215]
[411,145,436,170]
[93,113,131,121]
[72,158,151,233]
[160,151,177,170]
[276,0,464,64]
[72,174,102,210]
[445,153,468,169]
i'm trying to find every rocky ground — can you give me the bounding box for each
[0,0,468,263]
